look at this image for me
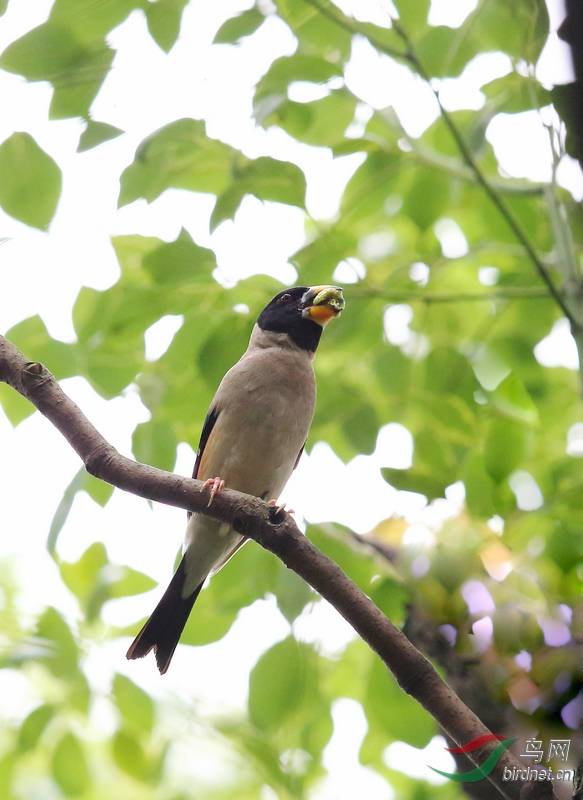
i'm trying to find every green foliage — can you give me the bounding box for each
[145,0,190,53]
[77,119,124,152]
[0,0,581,798]
[0,133,62,229]
[248,637,317,730]
[47,468,114,555]
[113,673,155,733]
[210,156,307,231]
[118,118,233,205]
[51,732,90,796]
[18,705,55,752]
[213,7,265,44]
[59,542,157,622]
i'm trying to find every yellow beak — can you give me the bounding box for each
[301,286,345,327]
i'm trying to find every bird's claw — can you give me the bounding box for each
[268,500,294,519]
[203,476,225,506]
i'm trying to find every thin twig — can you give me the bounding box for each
[303,0,577,331]
[350,286,551,303]
[302,0,406,59]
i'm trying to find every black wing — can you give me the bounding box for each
[192,407,219,480]
[293,442,306,471]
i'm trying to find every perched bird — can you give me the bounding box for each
[126,285,345,673]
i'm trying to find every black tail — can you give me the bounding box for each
[126,557,203,674]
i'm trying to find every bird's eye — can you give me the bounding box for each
[280,293,292,303]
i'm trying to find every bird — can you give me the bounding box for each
[126,285,345,673]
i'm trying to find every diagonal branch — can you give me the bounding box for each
[0,333,556,800]
[351,286,552,303]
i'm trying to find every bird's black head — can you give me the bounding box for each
[257,286,345,352]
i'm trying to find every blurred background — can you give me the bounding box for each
[0,0,582,798]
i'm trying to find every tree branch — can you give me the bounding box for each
[302,0,579,332]
[375,108,546,196]
[0,333,555,800]
[351,286,552,303]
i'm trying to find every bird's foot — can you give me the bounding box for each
[203,476,225,506]
[268,499,294,523]
[268,499,295,515]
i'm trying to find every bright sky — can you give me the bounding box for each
[0,0,580,794]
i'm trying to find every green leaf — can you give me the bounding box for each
[343,402,378,455]
[179,583,240,647]
[36,607,80,679]
[52,733,90,796]
[47,469,114,555]
[275,567,314,623]
[213,7,265,44]
[0,382,35,426]
[546,521,583,573]
[416,25,477,77]
[181,543,279,646]
[291,227,357,285]
[32,607,90,707]
[0,0,8,16]
[60,542,157,621]
[49,0,139,41]
[401,168,450,230]
[118,118,233,207]
[383,466,442,500]
[484,417,527,483]
[392,0,429,36]
[145,0,189,52]
[210,156,306,231]
[6,316,76,378]
[374,347,410,398]
[0,23,114,119]
[424,348,477,406]
[364,656,435,748]
[482,71,552,114]
[0,755,15,800]
[18,705,55,752]
[263,90,356,148]
[85,336,145,398]
[307,526,377,592]
[248,637,316,731]
[60,542,108,605]
[112,674,155,733]
[370,579,409,628]
[112,729,151,780]
[342,150,403,222]
[240,156,307,207]
[47,468,86,556]
[111,234,166,275]
[198,313,252,389]
[83,472,114,506]
[430,543,480,592]
[107,566,158,600]
[77,119,123,152]
[0,134,61,229]
[473,0,549,62]
[490,373,538,425]
[275,0,352,59]
[132,419,177,471]
[463,453,496,518]
[142,239,217,284]
[254,54,343,107]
